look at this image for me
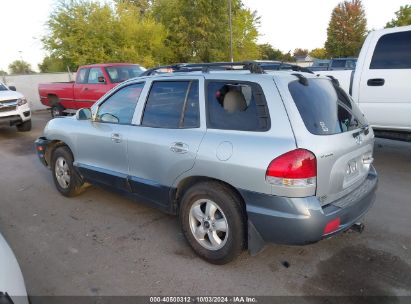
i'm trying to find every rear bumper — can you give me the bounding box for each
[243,166,378,246]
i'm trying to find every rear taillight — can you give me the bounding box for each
[266,149,317,187]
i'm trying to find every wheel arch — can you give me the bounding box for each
[172,176,247,219]
[44,140,74,167]
[47,94,60,107]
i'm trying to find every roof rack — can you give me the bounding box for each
[140,61,314,76]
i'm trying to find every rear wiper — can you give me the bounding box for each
[352,124,370,138]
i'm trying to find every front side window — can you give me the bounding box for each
[87,68,104,84]
[0,83,7,91]
[207,81,270,131]
[142,81,200,129]
[370,31,411,69]
[288,78,367,135]
[76,68,88,84]
[96,83,144,124]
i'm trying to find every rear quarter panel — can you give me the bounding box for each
[39,82,75,107]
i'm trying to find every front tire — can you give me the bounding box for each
[16,120,31,132]
[180,181,246,264]
[51,146,85,197]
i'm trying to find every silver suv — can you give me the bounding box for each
[35,62,378,264]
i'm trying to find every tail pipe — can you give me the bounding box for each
[350,222,365,233]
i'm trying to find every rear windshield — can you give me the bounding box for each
[288,78,367,135]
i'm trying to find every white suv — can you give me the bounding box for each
[0,82,31,132]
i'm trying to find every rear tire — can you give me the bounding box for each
[16,120,31,132]
[51,146,85,197]
[51,105,65,118]
[179,181,246,264]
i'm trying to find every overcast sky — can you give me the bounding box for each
[0,0,409,72]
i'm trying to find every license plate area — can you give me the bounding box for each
[343,153,370,188]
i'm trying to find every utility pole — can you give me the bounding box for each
[228,0,233,62]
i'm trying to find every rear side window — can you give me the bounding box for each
[207,81,270,131]
[142,81,199,129]
[370,31,411,69]
[288,78,367,135]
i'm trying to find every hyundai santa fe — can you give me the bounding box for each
[35,62,378,264]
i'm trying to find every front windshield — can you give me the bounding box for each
[0,83,8,91]
[105,65,146,83]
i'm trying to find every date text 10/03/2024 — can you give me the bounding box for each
[149,296,258,303]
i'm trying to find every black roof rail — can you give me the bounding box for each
[291,73,309,86]
[140,60,314,76]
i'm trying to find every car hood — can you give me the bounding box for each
[0,90,24,101]
[0,233,28,303]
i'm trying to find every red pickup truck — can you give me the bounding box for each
[39,63,146,116]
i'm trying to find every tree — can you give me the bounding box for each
[42,0,167,68]
[38,56,67,73]
[282,51,295,62]
[152,0,260,63]
[115,0,152,16]
[325,0,367,58]
[258,44,284,60]
[293,48,309,57]
[8,60,33,74]
[0,70,7,76]
[309,48,328,59]
[386,5,411,28]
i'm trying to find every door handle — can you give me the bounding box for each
[170,142,189,154]
[111,133,122,143]
[367,78,385,86]
[83,87,89,91]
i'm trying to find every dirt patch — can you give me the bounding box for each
[302,245,411,302]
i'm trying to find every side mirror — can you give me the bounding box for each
[76,108,92,120]
[98,76,106,84]
[9,86,16,91]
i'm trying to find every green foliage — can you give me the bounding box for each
[115,0,152,15]
[325,0,367,58]
[309,48,328,59]
[43,0,167,68]
[282,51,295,62]
[8,60,33,74]
[43,0,260,67]
[293,48,309,57]
[153,0,260,63]
[38,56,67,73]
[258,44,284,60]
[386,5,411,28]
[0,70,7,76]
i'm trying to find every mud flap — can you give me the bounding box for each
[247,220,266,256]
